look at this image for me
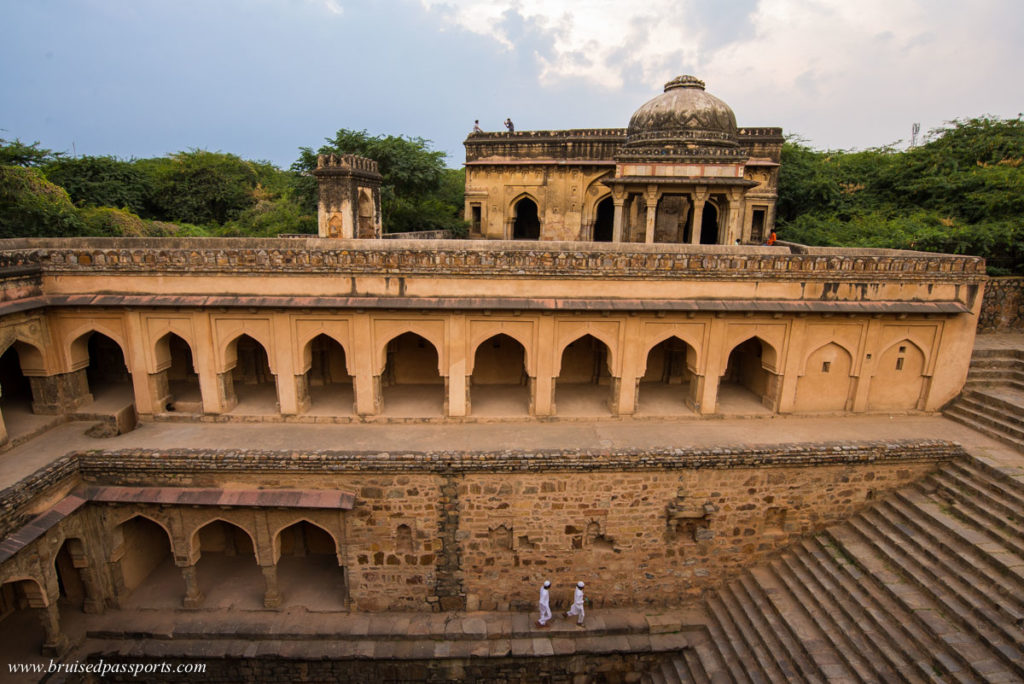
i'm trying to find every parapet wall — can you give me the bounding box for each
[0,238,987,282]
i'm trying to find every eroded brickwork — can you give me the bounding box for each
[978,276,1024,332]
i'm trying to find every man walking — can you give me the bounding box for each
[536,580,552,628]
[564,581,585,627]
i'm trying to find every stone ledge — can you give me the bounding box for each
[75,439,963,479]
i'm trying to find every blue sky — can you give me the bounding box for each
[2,0,1022,169]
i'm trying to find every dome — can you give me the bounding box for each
[620,76,743,161]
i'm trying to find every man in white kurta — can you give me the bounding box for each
[536,580,552,627]
[564,581,585,626]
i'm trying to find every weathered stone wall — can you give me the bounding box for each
[978,276,1024,332]
[0,440,959,614]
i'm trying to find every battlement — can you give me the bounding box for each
[314,153,380,175]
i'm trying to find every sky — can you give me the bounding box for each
[1,0,1021,169]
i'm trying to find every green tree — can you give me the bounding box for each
[0,165,84,238]
[0,136,57,167]
[43,155,150,213]
[139,150,260,225]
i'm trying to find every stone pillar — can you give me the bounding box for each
[293,374,311,414]
[726,191,743,245]
[180,564,204,609]
[214,370,238,413]
[643,189,660,244]
[38,602,69,656]
[353,373,379,416]
[148,370,171,413]
[262,565,281,609]
[79,566,105,614]
[447,315,467,417]
[690,191,708,245]
[29,370,91,414]
[612,197,626,243]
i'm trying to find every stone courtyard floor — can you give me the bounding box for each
[1,411,1021,492]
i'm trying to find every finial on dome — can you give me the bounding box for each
[664,75,705,92]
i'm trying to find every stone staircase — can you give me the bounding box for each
[645,455,1024,683]
[944,345,1024,451]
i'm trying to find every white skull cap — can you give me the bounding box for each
[543,580,551,587]
[577,581,585,588]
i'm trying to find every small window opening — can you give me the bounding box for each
[821,361,831,373]
[896,357,905,371]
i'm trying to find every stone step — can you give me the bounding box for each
[721,580,804,682]
[839,518,1016,680]
[906,483,1024,581]
[659,659,684,684]
[942,404,1024,451]
[787,541,916,682]
[705,596,759,684]
[928,468,1024,548]
[679,647,711,684]
[734,574,822,682]
[968,348,1024,361]
[947,458,1024,511]
[689,632,731,684]
[770,552,892,679]
[647,669,668,684]
[857,507,1024,671]
[822,525,978,682]
[717,584,786,681]
[795,538,924,682]
[881,492,1024,618]
[962,389,1024,421]
[950,396,1024,437]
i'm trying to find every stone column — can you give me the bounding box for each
[353,373,380,416]
[643,188,660,244]
[726,191,743,245]
[38,602,69,656]
[690,190,708,245]
[293,373,311,414]
[213,370,238,413]
[29,370,91,414]
[611,196,626,243]
[262,565,281,609]
[180,564,204,609]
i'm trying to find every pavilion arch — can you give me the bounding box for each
[637,335,700,415]
[642,331,702,373]
[271,518,341,564]
[510,193,541,240]
[146,320,196,373]
[109,511,176,552]
[719,335,781,412]
[721,330,783,375]
[468,328,534,378]
[868,338,928,411]
[0,576,48,607]
[189,518,261,565]
[110,514,176,599]
[554,328,620,378]
[0,338,46,376]
[374,328,446,378]
[469,333,530,416]
[554,333,614,416]
[297,331,352,376]
[220,331,276,376]
[65,323,129,373]
[794,341,855,413]
[152,332,201,412]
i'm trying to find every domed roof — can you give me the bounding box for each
[619,76,743,162]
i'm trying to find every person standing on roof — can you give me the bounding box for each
[564,581,586,627]
[472,119,483,133]
[504,118,515,132]
[536,580,552,628]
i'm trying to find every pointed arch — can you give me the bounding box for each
[719,335,778,413]
[190,518,259,564]
[637,335,697,415]
[379,331,444,417]
[112,515,175,596]
[868,338,927,411]
[271,518,340,562]
[469,333,530,417]
[794,341,854,413]
[510,194,541,240]
[555,333,613,416]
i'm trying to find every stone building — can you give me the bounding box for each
[0,75,1018,682]
[463,76,783,244]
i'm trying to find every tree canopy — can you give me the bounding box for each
[777,117,1024,274]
